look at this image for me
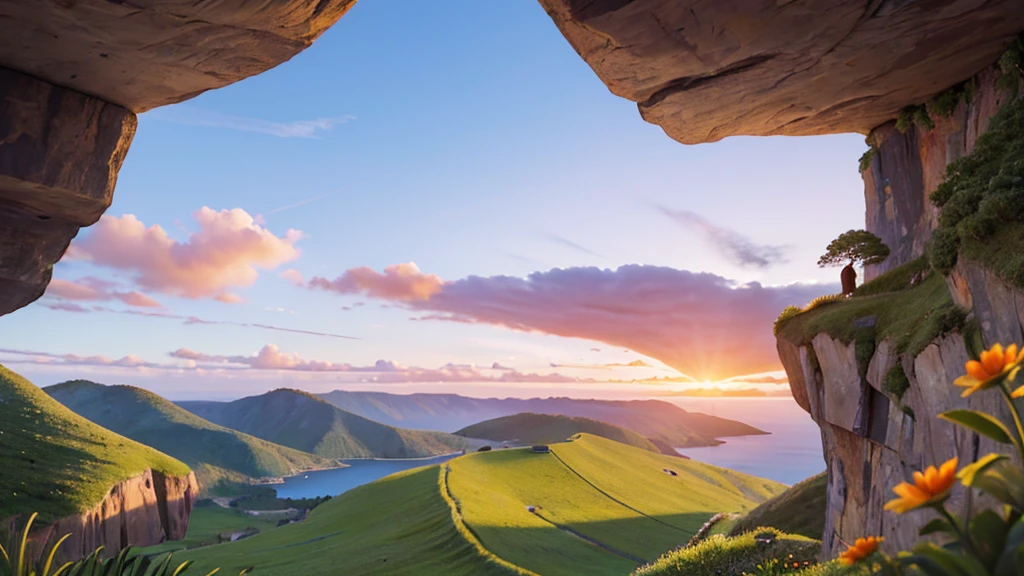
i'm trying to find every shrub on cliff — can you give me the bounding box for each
[927,93,1024,285]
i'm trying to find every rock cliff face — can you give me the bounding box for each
[862,67,1014,279]
[0,0,355,317]
[778,331,1009,555]
[539,0,1024,143]
[778,258,1024,557]
[44,469,197,563]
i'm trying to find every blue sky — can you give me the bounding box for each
[0,0,866,400]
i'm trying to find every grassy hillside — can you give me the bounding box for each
[456,413,661,453]
[180,466,528,576]
[176,434,784,575]
[179,389,467,459]
[45,381,335,493]
[447,434,786,576]
[315,391,767,447]
[729,472,827,539]
[0,366,190,522]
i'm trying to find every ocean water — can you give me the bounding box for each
[274,454,459,499]
[668,397,826,486]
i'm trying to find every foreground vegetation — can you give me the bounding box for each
[44,381,335,494]
[455,413,662,453]
[0,366,191,522]
[730,472,828,540]
[634,528,850,576]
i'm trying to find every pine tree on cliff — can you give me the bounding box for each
[818,230,890,295]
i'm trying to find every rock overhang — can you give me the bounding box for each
[539,0,1024,143]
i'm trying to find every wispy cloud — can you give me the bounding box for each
[267,193,332,215]
[39,303,361,340]
[545,234,603,258]
[149,106,355,139]
[656,205,788,269]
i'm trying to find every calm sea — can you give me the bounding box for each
[274,454,459,499]
[669,397,826,486]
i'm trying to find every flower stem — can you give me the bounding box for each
[998,383,1024,462]
[938,506,981,561]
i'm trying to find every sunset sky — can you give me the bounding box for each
[0,1,866,400]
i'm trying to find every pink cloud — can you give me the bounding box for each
[46,278,162,308]
[280,269,305,286]
[0,348,166,369]
[167,345,588,383]
[309,262,444,301]
[68,208,301,300]
[309,263,837,381]
[215,293,245,304]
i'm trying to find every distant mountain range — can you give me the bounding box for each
[45,381,334,493]
[316,390,767,448]
[178,389,467,459]
[456,413,663,453]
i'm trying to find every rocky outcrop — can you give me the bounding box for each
[0,67,136,316]
[0,0,355,317]
[538,0,1024,143]
[0,0,357,112]
[779,327,1015,557]
[44,469,197,563]
[863,67,1015,279]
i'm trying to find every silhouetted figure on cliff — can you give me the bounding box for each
[841,262,857,296]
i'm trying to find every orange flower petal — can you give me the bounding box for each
[966,360,990,380]
[1012,385,1024,399]
[982,346,1005,375]
[1007,344,1019,365]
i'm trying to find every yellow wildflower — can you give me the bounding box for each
[838,536,884,565]
[884,457,958,514]
[954,343,1024,397]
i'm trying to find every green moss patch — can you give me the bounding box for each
[883,365,910,400]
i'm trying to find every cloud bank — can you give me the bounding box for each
[305,263,835,381]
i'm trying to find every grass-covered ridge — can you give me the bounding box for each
[777,266,968,358]
[729,472,827,540]
[447,434,785,576]
[455,413,663,453]
[180,466,527,576]
[179,388,467,459]
[45,380,335,494]
[0,366,191,522]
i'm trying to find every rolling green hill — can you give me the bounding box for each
[181,434,784,575]
[179,466,530,576]
[44,380,336,493]
[0,365,191,522]
[315,390,767,447]
[179,388,467,459]
[456,413,662,453]
[729,471,828,539]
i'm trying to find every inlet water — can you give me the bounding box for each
[274,454,459,499]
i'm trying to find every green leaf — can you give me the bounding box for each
[969,509,1009,566]
[940,410,1015,444]
[995,518,1024,575]
[912,542,990,576]
[921,518,955,536]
